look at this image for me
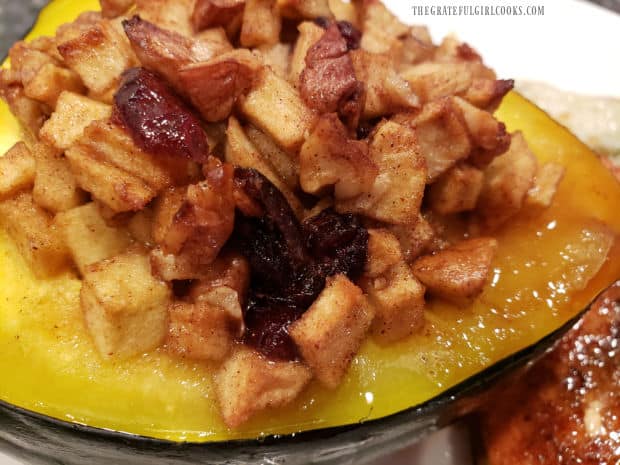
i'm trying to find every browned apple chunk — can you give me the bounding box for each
[400,97,472,182]
[240,0,282,47]
[336,120,426,225]
[428,163,484,215]
[412,237,498,303]
[389,215,435,263]
[299,113,377,199]
[289,274,374,388]
[151,158,235,264]
[215,347,312,428]
[475,132,538,230]
[350,50,419,119]
[0,192,70,277]
[81,252,171,358]
[525,162,565,208]
[167,289,242,362]
[0,81,47,136]
[0,142,36,199]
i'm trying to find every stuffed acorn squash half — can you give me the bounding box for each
[0,0,618,463]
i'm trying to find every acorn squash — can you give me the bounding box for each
[0,1,618,461]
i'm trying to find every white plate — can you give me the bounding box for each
[1,1,618,464]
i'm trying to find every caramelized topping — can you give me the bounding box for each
[112,67,209,162]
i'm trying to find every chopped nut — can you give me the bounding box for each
[412,237,498,303]
[299,113,377,199]
[178,50,261,122]
[152,158,235,264]
[289,274,373,388]
[188,253,250,301]
[215,347,312,428]
[192,0,245,31]
[123,16,228,91]
[428,163,484,215]
[300,23,364,128]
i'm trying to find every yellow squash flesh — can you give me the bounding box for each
[0,0,619,442]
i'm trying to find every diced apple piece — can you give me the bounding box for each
[32,142,86,213]
[58,19,137,94]
[365,262,425,344]
[289,274,374,388]
[40,91,111,151]
[55,203,132,274]
[428,163,484,215]
[525,162,565,209]
[240,0,282,47]
[336,120,426,225]
[23,63,84,108]
[167,288,242,362]
[81,252,171,358]
[365,228,402,278]
[100,0,134,18]
[389,215,435,263]
[0,192,69,277]
[238,68,317,151]
[0,142,35,199]
[412,237,498,303]
[215,347,312,428]
[289,21,324,85]
[278,0,331,19]
[475,132,537,230]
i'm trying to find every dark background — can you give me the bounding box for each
[0,0,619,59]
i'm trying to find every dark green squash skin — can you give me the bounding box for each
[0,301,593,465]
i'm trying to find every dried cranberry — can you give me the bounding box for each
[232,170,369,361]
[303,208,368,282]
[113,67,209,162]
[243,296,302,360]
